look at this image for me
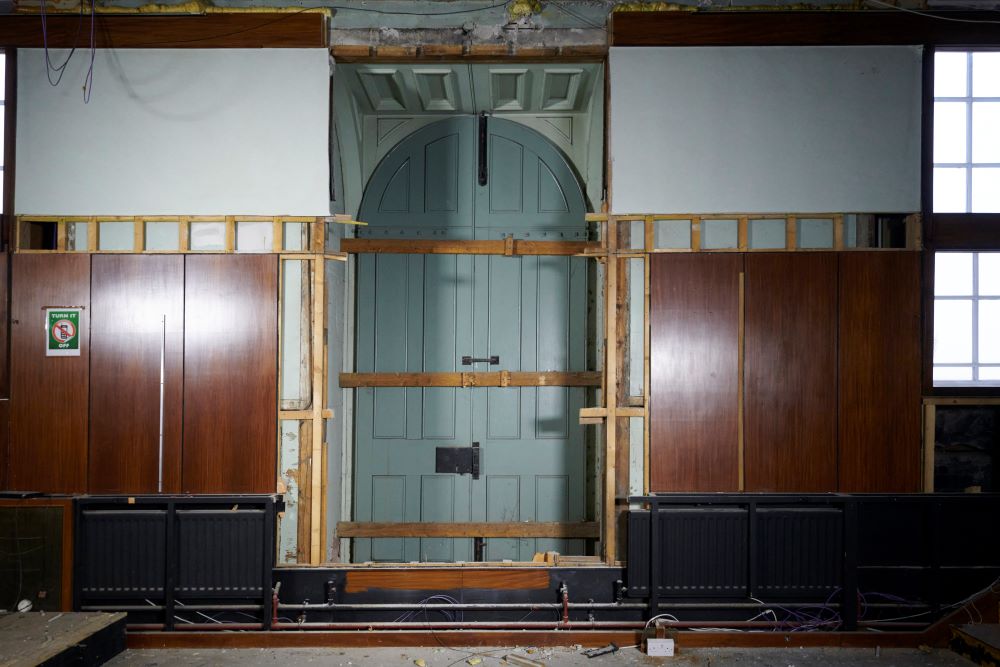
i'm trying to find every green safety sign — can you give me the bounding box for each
[46,308,82,357]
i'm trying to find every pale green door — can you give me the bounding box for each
[353,116,589,562]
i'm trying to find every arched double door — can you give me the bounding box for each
[353,116,590,562]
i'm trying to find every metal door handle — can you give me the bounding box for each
[462,355,499,365]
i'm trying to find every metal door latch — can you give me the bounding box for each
[435,441,480,480]
[462,355,499,365]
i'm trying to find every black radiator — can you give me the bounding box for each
[628,494,1000,630]
[75,495,278,629]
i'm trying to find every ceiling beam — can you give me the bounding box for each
[0,12,327,48]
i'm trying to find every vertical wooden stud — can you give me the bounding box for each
[603,217,618,564]
[134,218,145,253]
[225,216,236,253]
[691,216,702,252]
[179,217,190,252]
[785,215,797,250]
[88,217,98,252]
[923,403,936,492]
[273,218,284,253]
[310,258,326,564]
[56,219,67,252]
[737,216,749,251]
[644,216,654,253]
[834,214,845,250]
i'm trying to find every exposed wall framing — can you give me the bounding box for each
[14,214,351,567]
[922,397,1000,492]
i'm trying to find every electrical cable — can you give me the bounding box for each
[40,0,86,87]
[546,1,608,31]
[865,0,1000,24]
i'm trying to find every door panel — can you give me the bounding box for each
[89,255,184,494]
[183,255,277,494]
[354,117,588,562]
[744,253,838,492]
[9,255,91,493]
[649,254,742,492]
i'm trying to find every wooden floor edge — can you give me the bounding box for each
[126,630,641,649]
[125,628,933,650]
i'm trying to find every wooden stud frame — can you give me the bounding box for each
[14,215,358,256]
[921,396,1000,492]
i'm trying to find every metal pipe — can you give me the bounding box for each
[85,604,262,612]
[560,582,570,624]
[277,602,647,611]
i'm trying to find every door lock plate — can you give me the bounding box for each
[435,442,480,479]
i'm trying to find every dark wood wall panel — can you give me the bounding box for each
[0,14,327,48]
[9,255,90,493]
[89,256,184,494]
[839,252,922,493]
[183,255,277,494]
[650,254,741,491]
[745,253,838,492]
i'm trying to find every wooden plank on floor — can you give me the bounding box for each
[344,568,550,593]
[336,522,600,539]
[0,612,126,666]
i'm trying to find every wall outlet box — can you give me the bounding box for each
[646,638,675,656]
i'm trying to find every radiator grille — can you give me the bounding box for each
[176,510,266,598]
[755,507,842,597]
[79,510,167,598]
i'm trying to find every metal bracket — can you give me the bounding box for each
[462,355,499,365]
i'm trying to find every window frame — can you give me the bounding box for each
[925,44,1000,397]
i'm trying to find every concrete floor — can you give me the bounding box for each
[108,645,976,666]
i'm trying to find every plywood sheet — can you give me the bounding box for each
[89,255,184,493]
[183,255,278,493]
[649,254,741,491]
[9,255,90,493]
[744,253,838,491]
[838,252,922,492]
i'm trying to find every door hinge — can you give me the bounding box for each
[478,112,489,187]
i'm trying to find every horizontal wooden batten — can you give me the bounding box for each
[337,522,600,539]
[0,13,327,48]
[344,568,549,593]
[330,43,607,62]
[339,371,601,388]
[610,10,1000,47]
[340,238,598,257]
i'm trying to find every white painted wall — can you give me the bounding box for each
[609,46,922,214]
[17,49,330,215]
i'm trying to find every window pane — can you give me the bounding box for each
[935,252,973,296]
[972,102,1000,163]
[934,167,967,212]
[653,219,691,250]
[0,55,5,101]
[236,221,273,253]
[971,168,1000,212]
[936,51,968,97]
[934,366,973,382]
[981,300,1000,363]
[980,253,1000,296]
[701,219,738,249]
[980,367,1000,381]
[934,102,967,163]
[145,222,179,251]
[972,51,1000,97]
[934,299,973,364]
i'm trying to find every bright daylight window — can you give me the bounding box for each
[934,252,1000,387]
[933,51,1000,212]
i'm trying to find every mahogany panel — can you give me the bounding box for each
[9,254,90,493]
[183,255,277,493]
[0,400,8,489]
[0,14,326,48]
[344,568,549,593]
[744,253,838,492]
[610,10,1000,47]
[89,255,183,494]
[0,252,8,398]
[649,254,741,491]
[838,252,922,493]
